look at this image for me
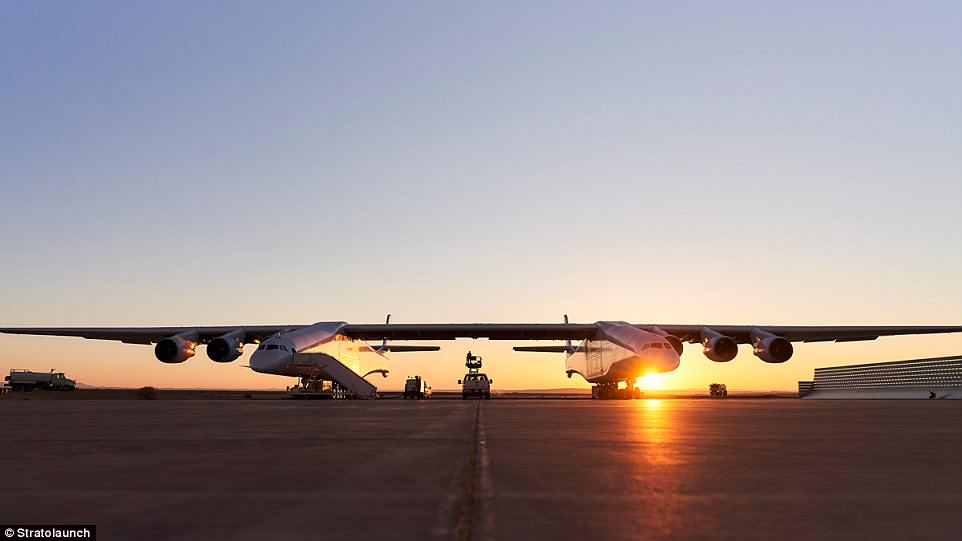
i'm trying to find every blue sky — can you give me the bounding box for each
[1,1,960,389]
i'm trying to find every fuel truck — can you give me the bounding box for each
[4,370,77,392]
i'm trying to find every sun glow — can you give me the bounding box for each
[637,373,662,390]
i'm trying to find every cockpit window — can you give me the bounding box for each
[651,343,662,349]
[266,345,279,350]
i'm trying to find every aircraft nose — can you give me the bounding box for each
[250,350,286,373]
[249,352,268,373]
[663,349,681,371]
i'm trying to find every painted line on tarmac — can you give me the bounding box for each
[476,403,495,541]
[431,402,476,540]
[453,402,481,541]
[430,401,496,541]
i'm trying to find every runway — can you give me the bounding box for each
[1,399,959,540]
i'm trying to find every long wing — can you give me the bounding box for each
[340,323,598,341]
[340,322,962,343]
[2,322,959,345]
[0,323,598,344]
[0,325,301,344]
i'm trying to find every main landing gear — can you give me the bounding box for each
[592,381,643,400]
[288,376,352,399]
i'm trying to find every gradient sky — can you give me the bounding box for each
[1,1,960,391]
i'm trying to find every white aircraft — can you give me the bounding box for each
[2,317,959,398]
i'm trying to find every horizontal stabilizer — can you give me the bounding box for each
[514,345,574,353]
[376,345,441,353]
[834,335,878,342]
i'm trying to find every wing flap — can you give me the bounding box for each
[514,346,574,353]
[0,325,299,344]
[635,325,961,344]
[376,345,441,353]
[833,335,879,342]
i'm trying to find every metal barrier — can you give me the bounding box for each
[800,355,962,399]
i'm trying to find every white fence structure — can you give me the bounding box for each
[800,355,962,399]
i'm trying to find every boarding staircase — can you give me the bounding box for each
[290,353,378,399]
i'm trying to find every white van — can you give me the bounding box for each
[459,373,492,399]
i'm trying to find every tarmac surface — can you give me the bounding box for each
[1,399,960,540]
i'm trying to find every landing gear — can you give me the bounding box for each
[288,376,353,399]
[591,381,643,400]
[592,383,617,399]
[300,375,324,393]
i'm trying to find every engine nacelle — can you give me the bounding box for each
[154,332,199,364]
[207,330,246,363]
[751,329,793,363]
[701,328,738,362]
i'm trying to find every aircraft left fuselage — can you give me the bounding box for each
[250,322,388,381]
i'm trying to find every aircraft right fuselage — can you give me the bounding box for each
[565,321,681,384]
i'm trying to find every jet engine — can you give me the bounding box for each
[154,332,199,364]
[207,330,246,363]
[751,329,793,363]
[700,328,738,362]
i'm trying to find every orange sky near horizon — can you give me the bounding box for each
[3,246,960,392]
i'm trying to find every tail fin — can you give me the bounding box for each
[514,315,576,355]
[380,314,391,351]
[376,314,440,353]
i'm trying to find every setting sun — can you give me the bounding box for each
[637,373,662,390]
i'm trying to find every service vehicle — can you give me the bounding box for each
[459,372,492,399]
[403,376,431,399]
[5,369,76,392]
[459,351,492,399]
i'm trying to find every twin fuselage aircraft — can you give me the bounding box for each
[2,318,960,396]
